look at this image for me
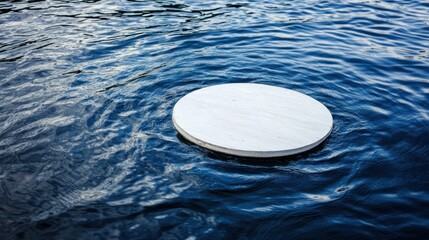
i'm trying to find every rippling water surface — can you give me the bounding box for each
[1,0,429,239]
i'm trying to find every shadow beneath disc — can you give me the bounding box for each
[176,133,330,167]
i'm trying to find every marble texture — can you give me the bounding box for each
[172,83,333,158]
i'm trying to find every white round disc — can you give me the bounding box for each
[172,83,333,158]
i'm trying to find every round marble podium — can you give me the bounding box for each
[172,83,333,158]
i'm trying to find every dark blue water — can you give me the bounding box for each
[1,0,429,239]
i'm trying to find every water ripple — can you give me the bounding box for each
[1,0,429,239]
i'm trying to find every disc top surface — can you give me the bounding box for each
[172,83,333,157]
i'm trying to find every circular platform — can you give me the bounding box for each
[172,83,333,158]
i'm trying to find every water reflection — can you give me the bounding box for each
[1,0,429,239]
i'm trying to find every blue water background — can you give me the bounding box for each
[1,0,429,239]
